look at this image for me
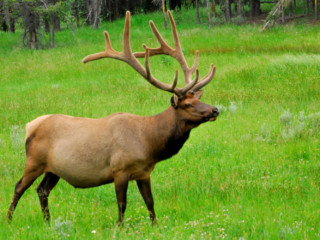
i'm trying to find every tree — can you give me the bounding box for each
[195,0,200,23]
[20,0,41,49]
[250,0,262,17]
[1,1,9,31]
[40,0,65,47]
[206,0,211,28]
[315,0,318,19]
[221,0,231,22]
[86,0,101,28]
[0,1,15,32]
[162,0,168,29]
[169,0,181,9]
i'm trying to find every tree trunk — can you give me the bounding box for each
[206,0,211,28]
[251,0,262,17]
[107,0,112,21]
[73,0,80,27]
[169,0,182,10]
[238,0,242,15]
[184,0,189,9]
[53,14,60,31]
[51,14,55,48]
[47,17,51,45]
[196,0,200,24]
[44,18,50,33]
[0,1,8,32]
[162,0,168,29]
[306,0,309,15]
[25,2,40,49]
[289,2,293,17]
[1,18,8,32]
[115,0,119,20]
[281,3,285,24]
[86,0,93,25]
[226,0,231,22]
[70,3,75,37]
[92,0,101,29]
[315,0,318,19]
[29,25,37,49]
[86,0,100,28]
[125,0,134,13]
[7,3,15,33]
[211,0,217,17]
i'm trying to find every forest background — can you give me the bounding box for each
[0,0,320,239]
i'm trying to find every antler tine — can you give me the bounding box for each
[192,65,216,92]
[123,11,132,55]
[144,47,181,96]
[167,11,199,84]
[148,20,176,56]
[133,20,174,58]
[190,51,199,75]
[167,11,182,58]
[133,11,201,86]
[82,11,132,64]
[180,69,199,95]
[82,31,120,63]
[82,31,110,63]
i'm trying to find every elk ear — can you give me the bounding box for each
[171,94,179,108]
[194,90,204,99]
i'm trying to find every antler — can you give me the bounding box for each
[82,11,215,97]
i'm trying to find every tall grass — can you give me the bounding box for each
[0,10,320,239]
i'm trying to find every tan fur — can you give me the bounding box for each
[25,115,52,140]
[22,96,217,189]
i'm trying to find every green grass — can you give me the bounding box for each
[1,10,320,239]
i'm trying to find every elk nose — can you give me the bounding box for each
[212,107,219,117]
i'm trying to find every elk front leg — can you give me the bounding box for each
[114,172,129,225]
[136,178,156,224]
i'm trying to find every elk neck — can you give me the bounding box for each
[146,106,195,162]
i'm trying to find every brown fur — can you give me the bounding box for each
[7,11,219,225]
[7,94,219,224]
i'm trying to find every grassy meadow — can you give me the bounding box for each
[1,9,320,239]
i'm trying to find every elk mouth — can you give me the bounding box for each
[204,108,219,122]
[203,115,218,122]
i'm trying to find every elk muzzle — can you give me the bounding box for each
[205,106,219,122]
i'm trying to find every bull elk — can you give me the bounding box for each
[7,11,219,225]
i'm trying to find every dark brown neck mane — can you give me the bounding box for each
[146,106,195,162]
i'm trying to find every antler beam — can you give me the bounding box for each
[82,11,215,97]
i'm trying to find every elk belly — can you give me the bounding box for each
[48,139,114,188]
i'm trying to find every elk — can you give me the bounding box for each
[7,11,219,225]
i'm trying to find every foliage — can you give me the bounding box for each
[230,15,245,25]
[263,0,297,29]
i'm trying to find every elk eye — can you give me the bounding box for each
[185,104,191,108]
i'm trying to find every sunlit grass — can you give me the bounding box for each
[1,9,320,239]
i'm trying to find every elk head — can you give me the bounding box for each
[171,90,219,126]
[82,11,219,124]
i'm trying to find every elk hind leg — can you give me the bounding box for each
[37,172,60,222]
[7,164,44,221]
